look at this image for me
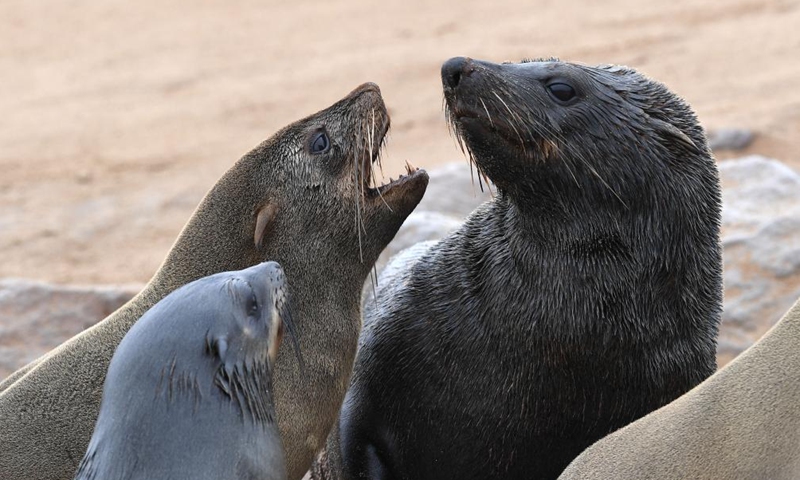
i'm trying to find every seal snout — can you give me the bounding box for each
[347,82,382,100]
[442,57,474,90]
[241,261,285,296]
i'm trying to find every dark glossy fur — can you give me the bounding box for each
[558,299,800,480]
[74,262,292,480]
[316,58,723,480]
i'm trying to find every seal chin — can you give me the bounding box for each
[368,165,429,217]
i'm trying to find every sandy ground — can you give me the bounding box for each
[1,0,799,285]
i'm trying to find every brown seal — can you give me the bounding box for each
[0,83,428,480]
[313,57,722,480]
[558,297,800,480]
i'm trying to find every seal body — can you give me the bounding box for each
[0,83,428,480]
[558,297,800,480]
[317,58,723,480]
[74,262,293,480]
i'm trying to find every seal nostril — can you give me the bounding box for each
[451,71,462,88]
[442,56,470,89]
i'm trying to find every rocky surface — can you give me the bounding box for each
[707,128,756,151]
[2,156,799,380]
[374,162,489,270]
[717,156,800,365]
[0,280,140,379]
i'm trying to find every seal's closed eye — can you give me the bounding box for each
[247,292,259,316]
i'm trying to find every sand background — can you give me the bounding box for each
[1,0,799,285]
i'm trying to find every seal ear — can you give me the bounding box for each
[254,204,278,249]
[649,118,702,154]
[206,334,229,361]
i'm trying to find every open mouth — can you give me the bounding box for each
[355,115,425,200]
[366,160,423,199]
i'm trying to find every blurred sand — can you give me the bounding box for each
[1,0,799,284]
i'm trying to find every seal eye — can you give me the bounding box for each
[547,83,576,103]
[247,294,259,316]
[310,132,330,154]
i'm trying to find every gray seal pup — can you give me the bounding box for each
[558,297,800,480]
[313,57,722,480]
[74,261,299,480]
[0,82,429,480]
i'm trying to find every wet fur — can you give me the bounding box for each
[558,298,800,480]
[315,59,722,480]
[0,84,427,480]
[74,264,290,480]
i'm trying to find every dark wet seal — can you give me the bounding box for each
[313,57,723,480]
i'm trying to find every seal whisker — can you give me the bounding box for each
[561,155,581,189]
[155,365,166,400]
[567,142,628,209]
[278,293,305,376]
[369,109,377,189]
[491,90,528,156]
[371,264,379,306]
[353,128,365,263]
[167,356,177,404]
[364,112,371,199]
[479,97,493,127]
[500,93,608,197]
[490,91,528,158]
[443,99,483,194]
[374,180,394,211]
[528,107,622,204]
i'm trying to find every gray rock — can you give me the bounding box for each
[718,156,800,365]
[0,280,140,380]
[707,128,755,151]
[375,210,463,272]
[369,162,492,278]
[417,161,493,219]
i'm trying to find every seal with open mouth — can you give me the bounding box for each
[313,58,722,480]
[0,83,428,480]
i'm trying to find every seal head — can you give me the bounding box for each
[0,83,429,480]
[74,261,296,480]
[320,58,722,480]
[242,82,428,273]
